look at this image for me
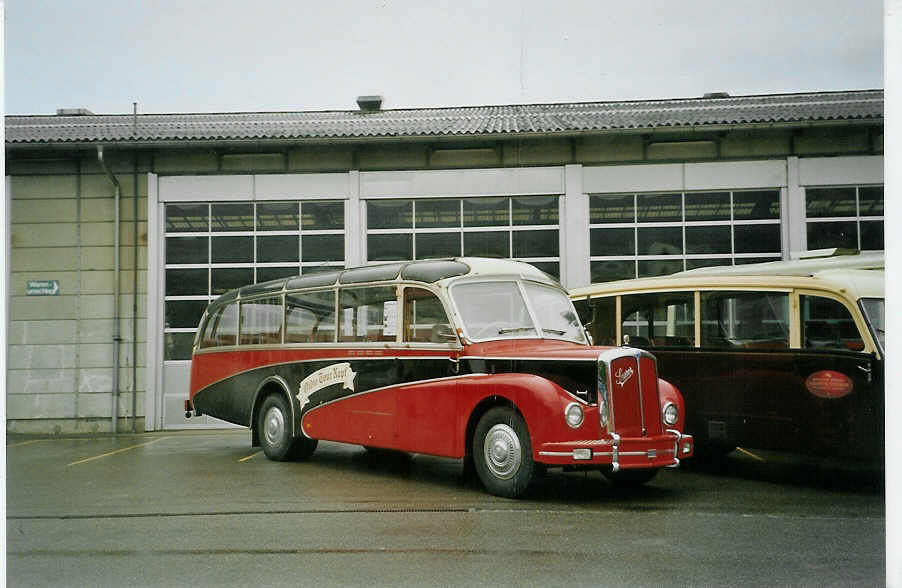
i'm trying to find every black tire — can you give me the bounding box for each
[602,467,659,488]
[257,394,317,461]
[472,407,535,498]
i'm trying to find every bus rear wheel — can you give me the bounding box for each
[258,394,316,461]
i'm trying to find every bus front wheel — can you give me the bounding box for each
[472,407,535,498]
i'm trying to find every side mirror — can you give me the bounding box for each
[431,324,458,343]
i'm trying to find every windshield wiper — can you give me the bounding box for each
[542,328,567,335]
[497,326,535,334]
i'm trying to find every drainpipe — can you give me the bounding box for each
[97,146,121,434]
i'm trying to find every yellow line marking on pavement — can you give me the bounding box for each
[238,451,261,463]
[7,440,44,448]
[67,437,171,466]
[736,447,766,462]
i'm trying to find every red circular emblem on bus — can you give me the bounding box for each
[805,370,853,399]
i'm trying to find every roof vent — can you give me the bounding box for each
[56,108,95,116]
[356,95,383,111]
[702,92,730,99]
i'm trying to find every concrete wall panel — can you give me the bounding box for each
[10,175,78,199]
[7,394,77,420]
[8,344,77,370]
[12,199,77,223]
[9,320,77,345]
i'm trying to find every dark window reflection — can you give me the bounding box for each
[733,191,780,220]
[860,220,884,250]
[257,266,299,283]
[368,233,412,261]
[256,202,299,231]
[166,236,208,264]
[211,203,254,231]
[212,268,254,294]
[415,233,460,258]
[806,188,856,218]
[212,236,253,263]
[166,269,208,296]
[464,231,509,257]
[303,234,345,262]
[302,201,344,230]
[165,300,209,329]
[589,194,634,224]
[590,227,635,256]
[858,187,884,216]
[166,204,208,232]
[591,260,636,282]
[512,196,558,225]
[164,333,196,360]
[637,226,682,255]
[734,224,781,253]
[637,193,681,222]
[807,221,857,250]
[416,200,460,228]
[686,225,731,254]
[513,229,559,257]
[638,259,683,277]
[463,197,509,227]
[257,235,299,263]
[368,200,412,229]
[685,192,730,221]
[686,258,732,270]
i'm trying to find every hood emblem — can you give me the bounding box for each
[614,366,634,388]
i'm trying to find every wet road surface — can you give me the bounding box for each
[6,432,885,587]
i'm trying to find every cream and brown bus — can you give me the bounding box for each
[570,253,884,462]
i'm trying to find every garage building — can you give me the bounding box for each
[4,89,884,433]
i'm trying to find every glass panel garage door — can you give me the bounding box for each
[161,200,345,428]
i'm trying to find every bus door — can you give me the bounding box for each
[794,294,882,459]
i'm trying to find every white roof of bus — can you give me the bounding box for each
[570,257,884,301]
[454,257,558,284]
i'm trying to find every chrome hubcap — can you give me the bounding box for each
[483,423,521,480]
[263,406,285,447]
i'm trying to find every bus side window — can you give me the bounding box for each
[286,290,336,343]
[585,297,617,347]
[201,302,238,348]
[801,296,865,351]
[339,286,398,343]
[620,292,693,348]
[403,288,453,343]
[239,297,283,345]
[700,291,789,349]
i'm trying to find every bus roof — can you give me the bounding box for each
[570,265,884,302]
[207,257,559,310]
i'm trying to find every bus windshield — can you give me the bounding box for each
[452,280,585,343]
[860,298,885,352]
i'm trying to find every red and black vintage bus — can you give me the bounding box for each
[188,258,693,498]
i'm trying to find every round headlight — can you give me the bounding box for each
[565,403,584,428]
[662,402,679,426]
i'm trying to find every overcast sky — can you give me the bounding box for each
[4,0,885,115]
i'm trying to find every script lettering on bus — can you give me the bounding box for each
[615,366,634,388]
[298,363,357,410]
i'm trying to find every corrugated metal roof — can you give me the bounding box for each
[5,90,883,146]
